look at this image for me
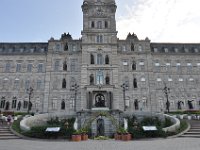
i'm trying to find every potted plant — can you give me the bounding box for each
[121,128,131,141]
[114,128,123,140]
[72,130,82,142]
[80,128,88,141]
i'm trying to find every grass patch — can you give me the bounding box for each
[177,120,188,133]
[94,136,110,140]
[12,118,23,134]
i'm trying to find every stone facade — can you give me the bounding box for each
[0,0,200,115]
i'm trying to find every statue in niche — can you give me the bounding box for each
[17,101,21,110]
[105,76,110,85]
[188,100,194,109]
[177,101,184,110]
[64,43,68,51]
[90,74,94,85]
[95,94,105,107]
[134,99,139,110]
[131,43,134,51]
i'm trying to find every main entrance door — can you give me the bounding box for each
[97,118,104,136]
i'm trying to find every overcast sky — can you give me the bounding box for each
[0,0,200,43]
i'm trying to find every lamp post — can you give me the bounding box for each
[163,83,170,113]
[71,83,79,112]
[121,83,128,111]
[27,87,33,114]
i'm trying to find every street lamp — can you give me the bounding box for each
[27,87,33,114]
[163,83,170,113]
[121,83,128,111]
[71,83,79,112]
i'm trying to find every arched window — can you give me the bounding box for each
[61,100,65,110]
[105,21,108,28]
[131,43,134,51]
[63,61,67,71]
[5,101,10,110]
[0,97,6,109]
[90,74,94,85]
[91,54,94,64]
[105,75,110,85]
[64,43,68,51]
[12,97,17,109]
[91,21,95,28]
[97,54,103,65]
[133,78,137,88]
[54,60,59,71]
[132,61,136,71]
[62,79,66,89]
[105,55,109,64]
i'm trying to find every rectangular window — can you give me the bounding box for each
[37,80,42,90]
[54,60,60,71]
[5,63,11,72]
[25,80,30,90]
[70,59,77,72]
[14,80,20,89]
[16,64,21,72]
[72,45,76,51]
[27,64,33,72]
[23,101,28,109]
[97,35,103,43]
[96,70,104,85]
[38,64,43,73]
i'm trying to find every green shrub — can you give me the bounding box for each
[163,117,173,128]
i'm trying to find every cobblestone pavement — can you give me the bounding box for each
[0,138,199,150]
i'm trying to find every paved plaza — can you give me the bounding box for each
[0,138,199,150]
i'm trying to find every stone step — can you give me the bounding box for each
[180,134,200,138]
[190,127,200,129]
[189,129,200,132]
[0,129,10,131]
[184,132,200,135]
[0,131,12,134]
[0,136,21,140]
[0,133,16,136]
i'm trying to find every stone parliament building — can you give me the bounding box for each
[0,0,200,116]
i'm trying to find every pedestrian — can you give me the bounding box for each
[7,115,12,126]
[0,113,3,125]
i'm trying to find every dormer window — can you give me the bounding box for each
[174,48,179,53]
[194,48,199,53]
[138,45,142,52]
[154,48,158,52]
[122,45,126,51]
[164,48,168,53]
[185,48,189,52]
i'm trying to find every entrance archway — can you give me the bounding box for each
[95,94,105,107]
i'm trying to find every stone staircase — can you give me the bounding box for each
[180,120,200,138]
[0,123,21,140]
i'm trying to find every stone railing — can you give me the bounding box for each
[162,114,180,132]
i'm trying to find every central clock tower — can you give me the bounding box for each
[79,0,120,112]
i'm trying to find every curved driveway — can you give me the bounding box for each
[0,138,199,150]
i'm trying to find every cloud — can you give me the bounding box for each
[116,0,200,42]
